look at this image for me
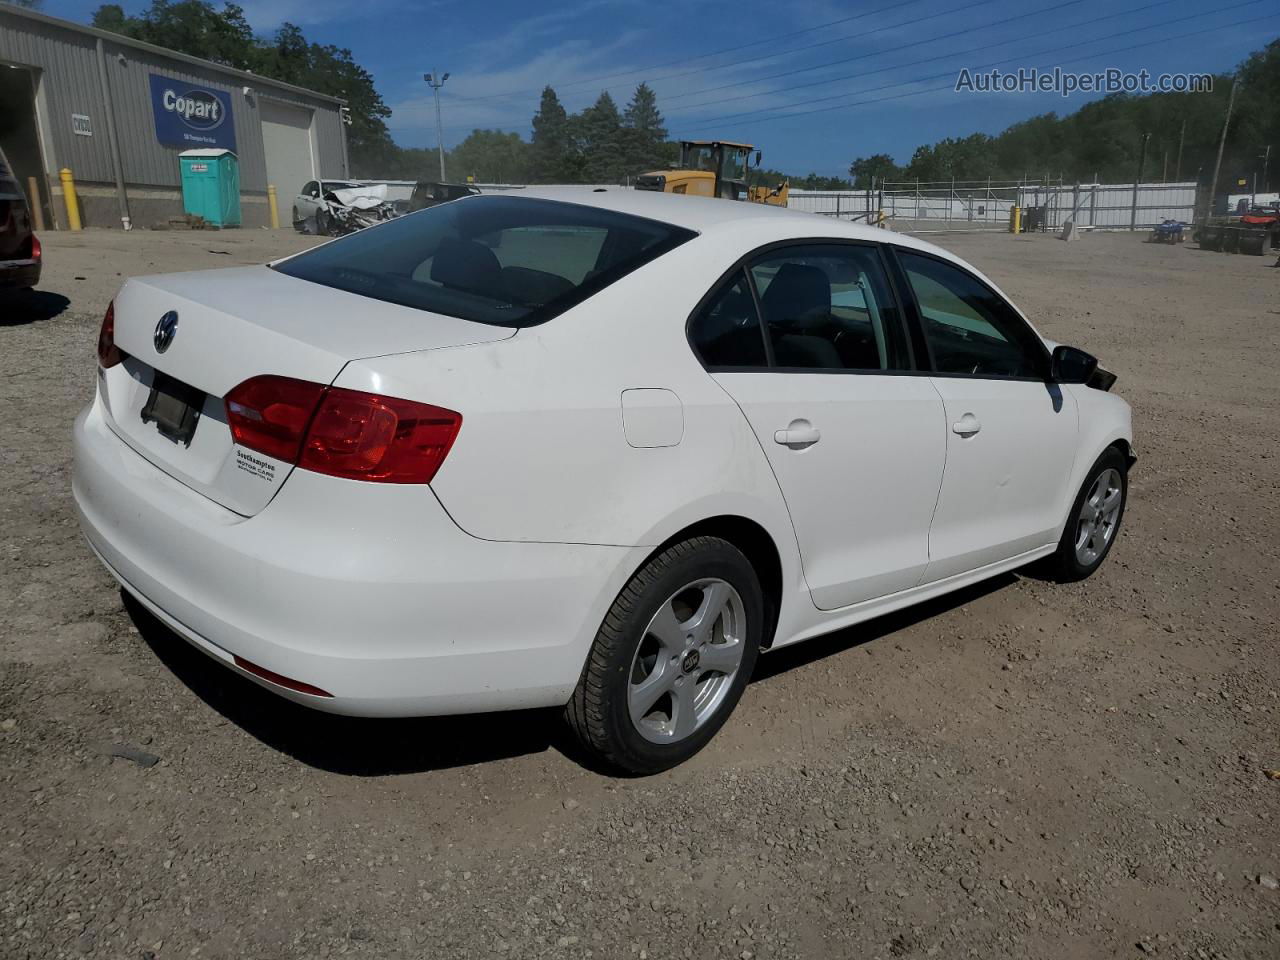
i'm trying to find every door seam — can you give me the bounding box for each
[915,375,952,588]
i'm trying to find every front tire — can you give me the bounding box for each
[1042,447,1128,582]
[565,537,763,774]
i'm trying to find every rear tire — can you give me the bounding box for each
[1040,447,1128,582]
[565,537,763,775]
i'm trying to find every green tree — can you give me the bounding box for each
[446,129,531,184]
[91,1,257,69]
[620,82,668,177]
[848,154,901,188]
[573,91,623,182]
[793,172,852,190]
[530,86,578,182]
[1233,39,1280,193]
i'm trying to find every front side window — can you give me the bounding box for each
[273,196,696,327]
[689,269,767,368]
[748,244,910,371]
[897,251,1046,378]
[302,181,318,198]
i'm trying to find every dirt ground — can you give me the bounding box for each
[1,224,1278,960]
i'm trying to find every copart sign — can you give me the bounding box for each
[149,74,237,151]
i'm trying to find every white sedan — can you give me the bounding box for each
[73,189,1133,773]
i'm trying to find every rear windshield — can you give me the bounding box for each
[273,195,696,327]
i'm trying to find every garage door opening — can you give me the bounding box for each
[0,63,53,230]
[260,98,316,206]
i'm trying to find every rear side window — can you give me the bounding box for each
[689,269,767,368]
[274,196,695,327]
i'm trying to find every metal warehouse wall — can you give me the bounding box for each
[0,10,109,183]
[311,102,347,183]
[1,6,348,224]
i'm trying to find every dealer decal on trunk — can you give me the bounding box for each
[235,449,277,482]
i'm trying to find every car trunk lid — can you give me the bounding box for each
[100,265,513,515]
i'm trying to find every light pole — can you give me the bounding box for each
[424,70,450,181]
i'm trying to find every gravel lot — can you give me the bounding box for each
[2,224,1278,960]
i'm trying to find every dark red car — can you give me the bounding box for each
[0,147,41,291]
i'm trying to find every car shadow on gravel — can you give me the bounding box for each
[124,592,566,776]
[0,289,71,324]
[751,573,1016,683]
[123,574,1017,777]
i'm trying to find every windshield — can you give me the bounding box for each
[684,145,718,172]
[273,195,696,328]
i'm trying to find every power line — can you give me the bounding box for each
[665,0,1249,122]
[661,0,1091,106]
[429,1,1261,138]
[670,10,1275,137]
[448,0,935,104]
[434,0,1075,131]
[449,0,997,106]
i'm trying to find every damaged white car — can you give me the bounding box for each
[293,181,400,236]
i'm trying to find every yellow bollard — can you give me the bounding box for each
[26,176,46,232]
[59,168,82,231]
[1009,205,1022,234]
[267,184,280,230]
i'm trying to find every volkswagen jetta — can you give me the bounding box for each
[73,189,1133,773]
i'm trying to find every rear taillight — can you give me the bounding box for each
[224,376,461,484]
[97,302,122,369]
[225,375,326,463]
[31,234,41,263]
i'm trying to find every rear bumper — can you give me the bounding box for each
[72,395,643,716]
[0,257,40,289]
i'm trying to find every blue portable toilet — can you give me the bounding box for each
[178,149,241,227]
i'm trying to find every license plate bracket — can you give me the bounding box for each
[140,371,203,446]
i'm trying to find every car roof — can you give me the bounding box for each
[508,186,955,258]
[492,188,1037,337]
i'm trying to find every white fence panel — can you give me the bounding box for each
[1030,182,1197,228]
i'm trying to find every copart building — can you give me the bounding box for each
[0,5,349,229]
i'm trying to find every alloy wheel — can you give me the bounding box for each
[1074,467,1123,565]
[627,578,747,744]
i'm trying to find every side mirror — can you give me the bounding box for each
[1050,344,1098,384]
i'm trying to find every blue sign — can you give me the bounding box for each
[149,74,236,151]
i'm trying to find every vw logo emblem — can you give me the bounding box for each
[154,311,179,353]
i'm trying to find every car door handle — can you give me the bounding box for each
[952,413,981,437]
[774,420,821,449]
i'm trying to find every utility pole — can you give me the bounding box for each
[1130,132,1150,231]
[424,70,450,181]
[1260,144,1272,195]
[1174,119,1186,181]
[1208,76,1238,218]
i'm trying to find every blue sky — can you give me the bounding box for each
[44,0,1280,176]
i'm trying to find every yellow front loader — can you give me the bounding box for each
[635,140,788,206]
